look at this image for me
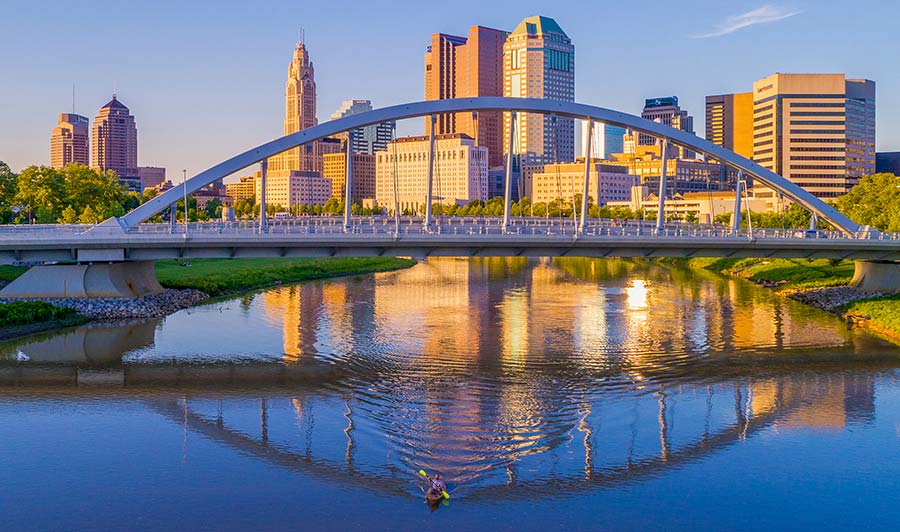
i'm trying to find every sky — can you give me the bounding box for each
[1,0,898,182]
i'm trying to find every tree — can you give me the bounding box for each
[835,173,900,231]
[204,198,222,219]
[59,205,78,224]
[78,205,99,224]
[15,166,66,223]
[0,161,18,223]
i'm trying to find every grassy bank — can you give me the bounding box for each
[840,296,900,340]
[0,301,88,341]
[665,257,854,294]
[155,257,416,297]
[0,265,27,284]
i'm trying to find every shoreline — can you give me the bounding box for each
[0,257,416,342]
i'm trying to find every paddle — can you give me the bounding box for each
[418,469,450,499]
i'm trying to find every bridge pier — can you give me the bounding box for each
[0,261,163,299]
[850,260,900,293]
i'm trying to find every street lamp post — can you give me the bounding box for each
[182,169,189,236]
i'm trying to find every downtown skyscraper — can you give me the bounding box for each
[92,95,139,189]
[329,100,395,155]
[503,16,575,166]
[424,25,507,167]
[50,113,89,168]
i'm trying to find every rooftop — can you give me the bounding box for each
[510,16,568,38]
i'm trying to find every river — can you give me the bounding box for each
[2,258,900,531]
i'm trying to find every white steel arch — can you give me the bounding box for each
[118,97,861,233]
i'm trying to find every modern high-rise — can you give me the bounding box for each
[269,38,339,175]
[50,113,89,169]
[579,121,626,159]
[329,100,395,155]
[92,95,139,189]
[137,166,166,191]
[425,25,507,167]
[639,97,696,159]
[752,73,876,198]
[705,92,754,159]
[375,134,488,213]
[503,16,575,166]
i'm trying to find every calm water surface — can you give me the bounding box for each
[2,258,900,531]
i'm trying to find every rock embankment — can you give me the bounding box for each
[0,289,209,320]
[788,286,882,314]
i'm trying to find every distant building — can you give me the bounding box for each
[92,95,139,189]
[610,136,722,197]
[705,92,754,159]
[504,16,575,166]
[607,186,779,224]
[752,73,876,199]
[330,100,395,155]
[255,170,332,210]
[640,96,696,159]
[375,134,488,213]
[876,152,900,174]
[579,121,626,159]
[137,166,166,192]
[425,25,507,167]
[192,186,234,211]
[530,160,639,206]
[50,113,90,168]
[225,175,257,201]
[323,152,376,201]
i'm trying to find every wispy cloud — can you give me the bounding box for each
[692,4,803,39]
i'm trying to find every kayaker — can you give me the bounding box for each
[429,473,446,495]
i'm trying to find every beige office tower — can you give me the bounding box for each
[705,93,754,159]
[503,16,575,166]
[269,39,337,175]
[92,95,139,189]
[424,26,507,167]
[375,134,488,213]
[752,73,876,199]
[323,152,376,200]
[50,113,90,168]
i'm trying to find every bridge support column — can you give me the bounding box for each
[0,261,164,299]
[343,132,353,231]
[169,204,176,234]
[259,159,268,234]
[424,114,436,230]
[850,260,900,293]
[732,175,743,234]
[579,119,593,233]
[655,139,668,232]
[503,111,517,233]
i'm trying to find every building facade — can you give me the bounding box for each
[425,25,507,167]
[92,95,139,189]
[609,140,722,197]
[705,92,754,159]
[607,186,778,224]
[503,16,575,167]
[375,134,488,213]
[579,121,626,159]
[639,97,696,159]
[137,166,166,191]
[323,152,376,200]
[254,170,332,209]
[329,100,395,155]
[225,175,258,201]
[752,73,876,199]
[530,160,639,206]
[50,113,90,168]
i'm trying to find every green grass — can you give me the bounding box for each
[840,295,900,339]
[0,265,27,283]
[155,257,416,296]
[679,257,854,294]
[0,301,80,327]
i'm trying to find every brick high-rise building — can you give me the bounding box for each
[92,95,139,189]
[705,92,754,159]
[425,25,507,167]
[503,16,575,167]
[50,113,90,169]
[752,73,876,199]
[323,151,376,200]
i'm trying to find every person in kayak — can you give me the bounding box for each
[427,473,447,500]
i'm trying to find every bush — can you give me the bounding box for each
[0,301,79,327]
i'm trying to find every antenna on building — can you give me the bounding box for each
[72,84,76,113]
[299,26,305,44]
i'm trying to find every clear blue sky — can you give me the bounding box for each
[2,0,898,180]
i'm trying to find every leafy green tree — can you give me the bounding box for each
[78,205,99,224]
[59,205,78,224]
[835,173,900,231]
[15,166,66,223]
[0,161,18,223]
[204,198,222,219]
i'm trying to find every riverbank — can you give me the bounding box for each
[665,257,900,343]
[0,257,416,340]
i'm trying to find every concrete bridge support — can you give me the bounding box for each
[0,261,164,299]
[850,260,900,293]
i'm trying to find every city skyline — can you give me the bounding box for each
[2,0,899,180]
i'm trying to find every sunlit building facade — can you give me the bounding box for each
[225,175,257,201]
[705,92,754,159]
[329,100,395,155]
[92,95,139,189]
[50,113,89,168]
[323,152,376,201]
[254,170,332,210]
[639,96,696,159]
[529,161,638,205]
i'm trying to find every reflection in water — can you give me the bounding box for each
[2,258,899,502]
[0,320,158,365]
